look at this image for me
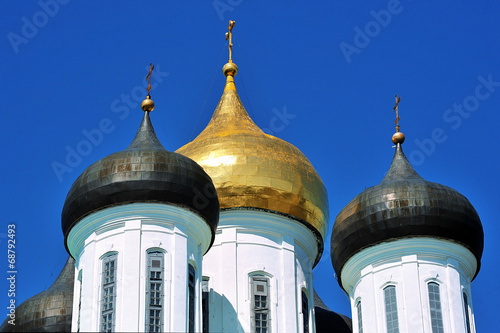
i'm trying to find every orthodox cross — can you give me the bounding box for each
[225,20,235,62]
[146,63,155,96]
[393,94,401,131]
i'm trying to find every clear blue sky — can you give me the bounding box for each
[2,1,498,331]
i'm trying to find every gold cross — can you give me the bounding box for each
[393,94,401,129]
[225,20,235,62]
[146,63,155,96]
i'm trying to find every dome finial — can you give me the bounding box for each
[392,94,405,144]
[223,20,238,85]
[141,63,155,112]
[226,20,235,64]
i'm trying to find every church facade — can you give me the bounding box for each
[1,23,482,333]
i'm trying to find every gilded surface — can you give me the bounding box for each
[177,77,329,239]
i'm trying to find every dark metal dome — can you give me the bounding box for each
[61,112,220,253]
[0,257,74,332]
[331,144,484,284]
[314,290,352,333]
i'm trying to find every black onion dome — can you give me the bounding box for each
[0,257,74,332]
[314,290,352,333]
[331,144,483,284]
[62,112,220,253]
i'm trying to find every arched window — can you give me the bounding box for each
[251,275,270,333]
[202,277,210,333]
[356,299,363,333]
[77,270,83,333]
[146,251,164,333]
[427,282,444,333]
[301,290,309,333]
[383,285,399,333]
[101,253,117,333]
[463,292,472,333]
[188,264,196,333]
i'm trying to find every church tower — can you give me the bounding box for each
[176,21,329,333]
[61,76,220,332]
[330,101,484,333]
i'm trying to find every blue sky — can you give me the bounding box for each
[1,1,498,331]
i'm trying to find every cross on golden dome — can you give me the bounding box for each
[225,20,235,63]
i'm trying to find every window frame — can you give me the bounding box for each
[188,264,196,333]
[383,285,399,333]
[427,282,444,333]
[100,253,117,333]
[250,275,271,333]
[356,298,363,333]
[301,289,309,333]
[146,250,164,333]
[463,291,472,333]
[77,269,83,333]
[201,277,210,333]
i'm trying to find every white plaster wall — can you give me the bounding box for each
[342,238,478,333]
[66,203,211,332]
[202,209,319,333]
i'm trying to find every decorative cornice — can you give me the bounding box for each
[216,209,319,267]
[341,238,478,293]
[67,203,212,259]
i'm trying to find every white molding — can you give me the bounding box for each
[341,238,478,292]
[217,209,319,263]
[67,203,212,259]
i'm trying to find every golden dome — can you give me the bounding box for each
[176,64,329,256]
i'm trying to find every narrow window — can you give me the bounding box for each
[101,254,117,333]
[428,282,444,333]
[301,290,309,333]
[384,285,399,333]
[77,270,83,333]
[463,292,471,333]
[251,276,270,333]
[188,264,196,333]
[147,251,164,333]
[202,277,209,333]
[356,300,363,333]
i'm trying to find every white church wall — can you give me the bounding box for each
[202,209,318,333]
[342,238,478,333]
[66,203,211,332]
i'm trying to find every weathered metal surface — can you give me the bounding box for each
[0,257,74,332]
[61,111,220,253]
[331,144,484,284]
[176,73,329,265]
[314,290,352,333]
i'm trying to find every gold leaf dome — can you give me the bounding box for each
[176,66,329,263]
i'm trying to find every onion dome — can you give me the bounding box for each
[331,137,484,285]
[0,257,74,332]
[62,94,220,253]
[176,60,328,265]
[314,290,352,333]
